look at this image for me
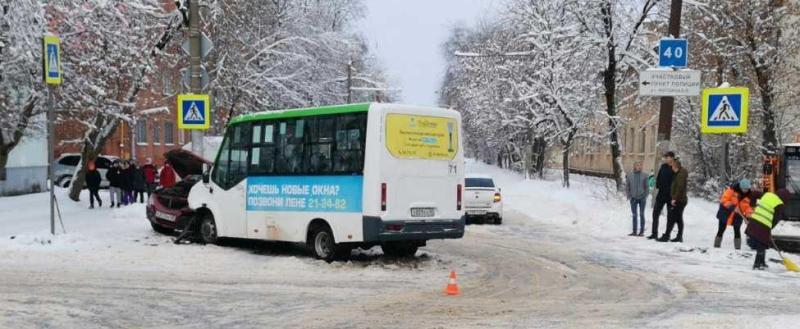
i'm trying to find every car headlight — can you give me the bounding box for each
[148,196,155,206]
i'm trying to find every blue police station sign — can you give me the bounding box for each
[246,176,364,213]
[658,38,688,68]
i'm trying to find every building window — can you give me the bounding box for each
[135,120,147,144]
[153,123,161,145]
[178,128,185,145]
[162,71,173,95]
[629,127,635,154]
[164,122,174,145]
[639,128,646,153]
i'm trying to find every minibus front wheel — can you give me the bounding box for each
[198,213,218,244]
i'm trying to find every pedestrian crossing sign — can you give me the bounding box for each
[177,94,211,130]
[701,87,749,134]
[42,35,62,85]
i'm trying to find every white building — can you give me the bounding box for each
[0,132,48,196]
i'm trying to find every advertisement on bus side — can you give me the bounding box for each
[246,176,364,213]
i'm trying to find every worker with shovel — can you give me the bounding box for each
[746,188,796,271]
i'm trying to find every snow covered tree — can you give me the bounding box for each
[0,0,45,180]
[693,0,800,150]
[440,1,604,186]
[206,0,391,128]
[503,0,601,187]
[46,1,179,201]
[568,0,661,190]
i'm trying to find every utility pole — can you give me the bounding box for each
[655,0,683,159]
[346,60,352,104]
[189,0,204,157]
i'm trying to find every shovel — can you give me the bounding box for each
[771,238,800,272]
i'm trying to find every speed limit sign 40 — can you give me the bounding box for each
[658,38,688,68]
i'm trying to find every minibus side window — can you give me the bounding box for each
[250,122,276,174]
[334,113,366,173]
[226,123,250,188]
[303,117,334,174]
[212,135,231,186]
[275,119,305,174]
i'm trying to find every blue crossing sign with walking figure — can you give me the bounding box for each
[177,94,211,130]
[701,87,749,134]
[658,38,688,68]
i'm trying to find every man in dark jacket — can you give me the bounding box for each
[106,161,123,208]
[120,161,134,206]
[648,152,676,239]
[86,161,103,209]
[659,158,689,242]
[746,188,791,270]
[133,162,147,203]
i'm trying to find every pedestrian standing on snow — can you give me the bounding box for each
[142,157,157,198]
[746,188,791,270]
[106,161,123,208]
[160,161,176,189]
[86,160,103,209]
[648,152,676,240]
[659,158,688,243]
[120,161,134,206]
[133,161,147,203]
[626,161,649,236]
[714,179,753,249]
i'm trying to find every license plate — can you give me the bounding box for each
[155,211,177,222]
[467,210,487,215]
[411,208,435,217]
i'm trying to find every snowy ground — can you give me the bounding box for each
[1,161,799,328]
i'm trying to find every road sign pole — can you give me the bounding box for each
[189,0,204,157]
[48,86,55,235]
[654,0,683,165]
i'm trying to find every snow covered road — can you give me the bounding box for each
[2,161,800,328]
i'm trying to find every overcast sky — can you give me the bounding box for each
[358,0,499,107]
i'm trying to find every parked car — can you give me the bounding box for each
[463,175,503,225]
[54,154,120,188]
[146,149,210,235]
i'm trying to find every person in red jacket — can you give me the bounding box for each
[159,161,177,189]
[142,157,158,198]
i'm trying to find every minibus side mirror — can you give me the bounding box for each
[202,164,210,184]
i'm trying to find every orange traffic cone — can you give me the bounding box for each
[443,270,460,296]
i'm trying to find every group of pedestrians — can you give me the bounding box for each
[626,151,688,242]
[84,157,177,209]
[626,151,791,270]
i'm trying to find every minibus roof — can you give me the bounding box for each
[229,103,371,126]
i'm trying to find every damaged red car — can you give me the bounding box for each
[146,149,211,234]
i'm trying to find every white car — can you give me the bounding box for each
[464,175,503,225]
[54,154,120,188]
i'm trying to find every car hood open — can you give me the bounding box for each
[164,149,212,179]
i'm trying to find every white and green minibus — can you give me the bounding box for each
[188,103,465,260]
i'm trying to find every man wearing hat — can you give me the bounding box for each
[714,179,754,249]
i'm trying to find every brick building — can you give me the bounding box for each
[54,0,191,166]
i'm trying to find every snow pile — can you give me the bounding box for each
[466,159,800,281]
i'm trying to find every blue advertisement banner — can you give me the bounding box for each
[246,176,364,213]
